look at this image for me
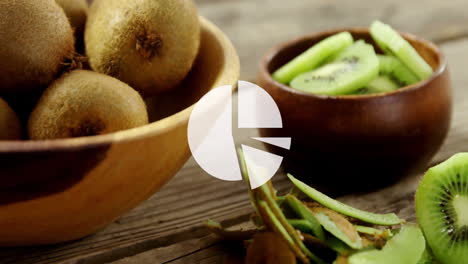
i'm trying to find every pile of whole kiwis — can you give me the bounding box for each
[0,0,200,140]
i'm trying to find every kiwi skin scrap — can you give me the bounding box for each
[85,0,201,96]
[0,98,22,140]
[55,0,89,53]
[0,0,75,95]
[28,70,149,140]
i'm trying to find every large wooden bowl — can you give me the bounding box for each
[0,17,239,246]
[258,29,452,195]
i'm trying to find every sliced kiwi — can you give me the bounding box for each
[272,32,354,84]
[348,225,425,264]
[288,174,403,225]
[378,55,419,86]
[0,0,75,94]
[0,98,21,140]
[358,76,399,95]
[416,153,468,264]
[28,70,149,139]
[290,42,379,96]
[85,0,200,96]
[370,21,433,81]
[311,207,363,249]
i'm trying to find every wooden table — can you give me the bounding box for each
[2,0,468,263]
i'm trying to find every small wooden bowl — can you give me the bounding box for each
[258,28,452,195]
[0,17,239,246]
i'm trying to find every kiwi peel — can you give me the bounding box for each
[416,153,468,264]
[288,174,403,225]
[28,70,149,139]
[284,194,326,240]
[208,150,422,263]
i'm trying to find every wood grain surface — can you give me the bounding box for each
[2,0,468,263]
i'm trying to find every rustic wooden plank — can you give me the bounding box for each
[2,0,468,263]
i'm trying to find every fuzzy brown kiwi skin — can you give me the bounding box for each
[0,98,22,140]
[28,70,149,140]
[85,0,200,97]
[55,0,89,54]
[0,0,75,95]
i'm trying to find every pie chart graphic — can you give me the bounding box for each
[188,81,291,189]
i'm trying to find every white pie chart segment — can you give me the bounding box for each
[252,137,291,150]
[188,85,242,182]
[242,145,284,189]
[238,80,283,128]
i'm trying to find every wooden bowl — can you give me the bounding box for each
[0,17,239,246]
[258,28,452,195]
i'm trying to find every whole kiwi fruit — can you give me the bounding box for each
[0,98,22,140]
[0,0,75,95]
[56,0,89,53]
[28,70,149,140]
[85,0,200,96]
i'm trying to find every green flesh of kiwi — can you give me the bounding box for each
[378,55,420,86]
[273,32,354,84]
[290,42,379,96]
[288,174,403,225]
[348,225,426,264]
[416,153,468,264]
[358,76,399,95]
[370,20,433,81]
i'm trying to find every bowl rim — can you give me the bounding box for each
[0,16,240,153]
[260,27,447,100]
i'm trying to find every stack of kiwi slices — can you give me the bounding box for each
[205,150,468,264]
[0,0,200,140]
[273,21,433,96]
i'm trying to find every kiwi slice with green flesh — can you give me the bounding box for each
[287,174,403,225]
[358,76,399,95]
[348,225,425,264]
[378,55,419,86]
[0,98,22,140]
[290,42,379,96]
[310,207,363,249]
[272,32,354,84]
[28,70,149,139]
[370,21,433,81]
[415,153,468,264]
[284,195,325,240]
